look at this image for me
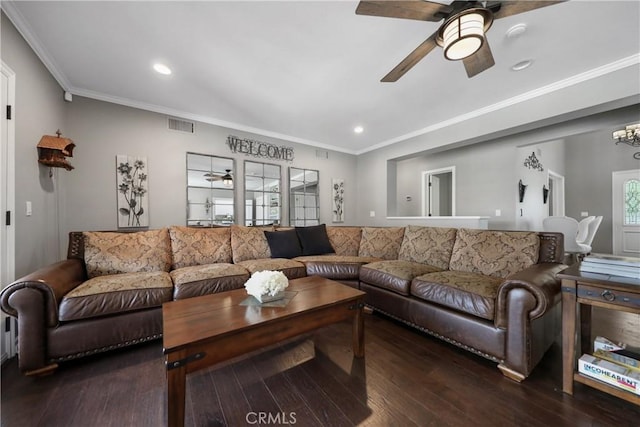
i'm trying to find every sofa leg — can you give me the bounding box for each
[498,363,525,383]
[25,363,58,377]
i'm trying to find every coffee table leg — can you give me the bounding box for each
[353,302,365,358]
[167,355,187,427]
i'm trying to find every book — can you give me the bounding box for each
[579,263,640,279]
[583,253,640,268]
[594,336,624,352]
[593,349,640,372]
[578,354,640,395]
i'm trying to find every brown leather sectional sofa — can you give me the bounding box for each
[1,224,565,382]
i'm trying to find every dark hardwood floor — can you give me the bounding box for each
[2,313,639,427]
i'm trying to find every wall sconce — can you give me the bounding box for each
[542,185,549,204]
[523,151,544,171]
[612,123,640,159]
[37,129,75,176]
[518,179,527,203]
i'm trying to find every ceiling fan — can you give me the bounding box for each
[204,169,233,187]
[356,0,565,81]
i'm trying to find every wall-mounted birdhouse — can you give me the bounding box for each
[37,129,75,171]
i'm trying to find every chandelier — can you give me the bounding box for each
[613,123,640,159]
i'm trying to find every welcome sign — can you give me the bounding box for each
[227,135,294,162]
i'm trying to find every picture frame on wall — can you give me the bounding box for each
[116,155,149,228]
[332,178,344,223]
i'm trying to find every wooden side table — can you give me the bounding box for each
[558,265,640,405]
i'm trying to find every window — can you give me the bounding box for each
[289,167,319,226]
[244,161,281,226]
[624,178,640,225]
[186,153,235,226]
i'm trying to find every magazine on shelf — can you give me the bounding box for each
[594,349,640,372]
[578,354,640,395]
[594,336,625,352]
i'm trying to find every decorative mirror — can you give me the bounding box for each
[289,167,319,226]
[244,161,281,226]
[186,153,235,226]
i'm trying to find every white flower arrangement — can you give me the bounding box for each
[244,270,289,301]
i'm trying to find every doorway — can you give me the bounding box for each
[1,61,16,362]
[547,170,565,217]
[422,166,455,217]
[612,169,640,257]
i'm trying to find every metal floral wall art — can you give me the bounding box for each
[523,151,544,171]
[332,178,344,223]
[116,155,149,228]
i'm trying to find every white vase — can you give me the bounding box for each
[253,291,285,303]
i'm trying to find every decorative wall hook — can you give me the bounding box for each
[518,179,527,203]
[542,185,549,204]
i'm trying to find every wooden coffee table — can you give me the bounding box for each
[162,275,366,427]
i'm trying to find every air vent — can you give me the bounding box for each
[168,117,195,133]
[315,149,328,159]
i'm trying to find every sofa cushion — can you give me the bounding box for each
[358,227,405,260]
[169,226,232,269]
[83,229,172,278]
[231,225,274,263]
[411,271,503,320]
[326,227,362,256]
[236,258,307,280]
[449,229,540,279]
[264,229,303,258]
[294,255,381,280]
[296,224,335,256]
[170,263,250,300]
[59,271,173,321]
[398,226,457,270]
[360,260,442,296]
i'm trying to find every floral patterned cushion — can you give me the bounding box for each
[169,226,232,269]
[326,227,362,256]
[83,229,172,279]
[398,226,457,269]
[449,229,540,279]
[59,271,173,321]
[411,270,503,320]
[358,227,405,260]
[236,258,307,280]
[230,225,274,263]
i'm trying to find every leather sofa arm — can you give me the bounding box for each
[495,262,566,329]
[0,258,87,327]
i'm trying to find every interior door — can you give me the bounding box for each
[1,63,16,362]
[612,169,640,257]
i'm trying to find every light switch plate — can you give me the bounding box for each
[26,201,32,216]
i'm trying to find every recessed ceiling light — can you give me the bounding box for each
[153,63,172,75]
[354,126,364,134]
[511,60,533,71]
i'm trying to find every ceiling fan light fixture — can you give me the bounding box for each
[222,169,233,187]
[442,11,485,61]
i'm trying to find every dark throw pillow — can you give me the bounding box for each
[296,224,335,256]
[264,229,302,259]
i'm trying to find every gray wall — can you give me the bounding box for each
[60,96,358,249]
[565,127,640,253]
[1,12,67,278]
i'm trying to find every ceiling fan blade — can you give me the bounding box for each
[356,1,451,22]
[381,32,439,82]
[491,1,566,20]
[463,40,495,78]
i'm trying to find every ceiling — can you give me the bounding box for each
[3,1,639,154]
